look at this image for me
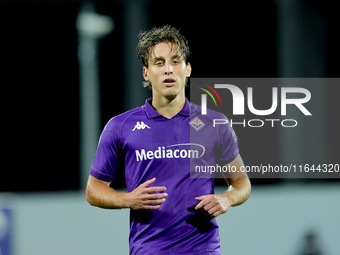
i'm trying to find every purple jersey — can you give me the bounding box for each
[90,98,239,255]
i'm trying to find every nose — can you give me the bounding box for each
[164,63,173,75]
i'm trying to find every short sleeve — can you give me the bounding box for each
[218,116,239,164]
[90,119,122,182]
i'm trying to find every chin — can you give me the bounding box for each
[164,87,184,99]
[164,94,178,100]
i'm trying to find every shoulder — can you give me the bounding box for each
[104,106,145,131]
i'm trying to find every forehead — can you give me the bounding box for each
[150,42,181,59]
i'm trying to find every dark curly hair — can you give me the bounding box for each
[136,25,191,88]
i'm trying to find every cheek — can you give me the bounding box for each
[149,68,163,79]
[178,64,190,76]
[179,67,189,78]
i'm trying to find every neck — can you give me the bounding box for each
[151,93,186,119]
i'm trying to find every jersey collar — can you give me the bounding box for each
[144,98,190,119]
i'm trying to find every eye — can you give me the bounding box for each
[155,61,164,66]
[173,59,180,64]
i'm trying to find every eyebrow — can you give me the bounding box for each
[151,54,182,62]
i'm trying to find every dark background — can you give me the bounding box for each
[2,0,339,191]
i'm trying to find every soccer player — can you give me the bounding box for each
[86,25,251,255]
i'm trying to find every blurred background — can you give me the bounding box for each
[1,0,339,254]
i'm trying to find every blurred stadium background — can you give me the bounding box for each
[1,0,339,254]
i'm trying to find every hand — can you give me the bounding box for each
[126,178,167,210]
[195,194,231,218]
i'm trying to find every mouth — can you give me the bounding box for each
[163,78,176,86]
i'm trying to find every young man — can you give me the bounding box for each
[86,25,251,255]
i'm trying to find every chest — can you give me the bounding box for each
[122,115,219,162]
[123,116,189,151]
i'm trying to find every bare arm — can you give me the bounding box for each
[195,154,251,217]
[223,154,251,207]
[86,175,168,210]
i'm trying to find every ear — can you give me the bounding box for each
[186,62,192,77]
[143,66,150,81]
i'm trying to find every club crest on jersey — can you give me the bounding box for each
[132,121,150,131]
[189,117,205,131]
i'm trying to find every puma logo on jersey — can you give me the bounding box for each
[132,121,151,131]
